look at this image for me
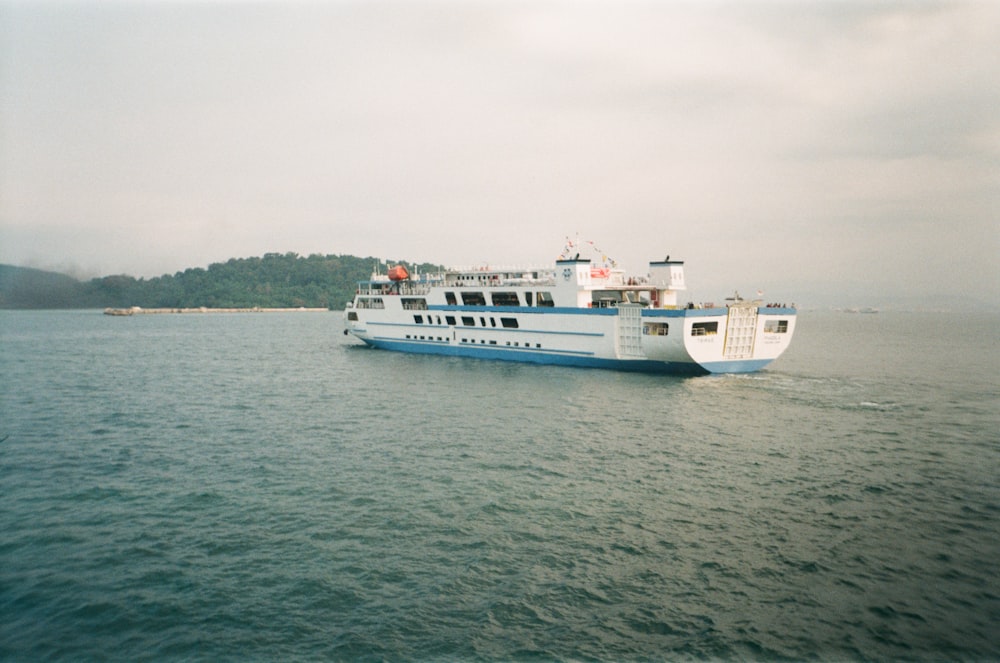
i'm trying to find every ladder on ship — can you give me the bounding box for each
[616,304,645,359]
[723,304,758,360]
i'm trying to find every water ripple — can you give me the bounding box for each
[1,310,999,660]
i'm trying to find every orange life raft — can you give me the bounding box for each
[388,265,409,281]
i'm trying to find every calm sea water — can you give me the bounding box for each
[1,309,998,661]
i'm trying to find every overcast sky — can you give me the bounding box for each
[1,0,997,306]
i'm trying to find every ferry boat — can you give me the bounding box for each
[343,243,796,375]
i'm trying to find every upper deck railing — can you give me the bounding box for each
[356,281,435,296]
[442,265,556,287]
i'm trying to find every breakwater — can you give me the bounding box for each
[104,306,328,315]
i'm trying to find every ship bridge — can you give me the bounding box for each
[554,257,687,309]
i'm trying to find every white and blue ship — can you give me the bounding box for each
[344,243,795,375]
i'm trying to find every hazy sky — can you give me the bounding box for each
[1,1,997,305]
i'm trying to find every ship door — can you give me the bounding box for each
[615,304,645,359]
[723,304,758,359]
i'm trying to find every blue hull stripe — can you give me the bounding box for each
[429,305,708,318]
[424,305,795,318]
[423,305,798,317]
[698,358,772,374]
[360,338,773,375]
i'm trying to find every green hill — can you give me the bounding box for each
[0,253,440,310]
[0,264,100,309]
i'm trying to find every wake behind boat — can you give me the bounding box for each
[343,242,795,375]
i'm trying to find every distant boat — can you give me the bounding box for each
[860,307,879,314]
[343,241,797,375]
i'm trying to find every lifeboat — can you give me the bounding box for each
[388,265,409,281]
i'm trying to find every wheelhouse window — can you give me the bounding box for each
[402,298,427,310]
[347,312,358,321]
[445,315,456,326]
[445,292,457,305]
[501,317,519,329]
[764,320,789,333]
[461,316,476,326]
[491,291,520,306]
[461,292,486,306]
[691,322,718,336]
[643,322,669,336]
[592,292,619,308]
[413,315,423,324]
[356,297,384,309]
[536,292,554,307]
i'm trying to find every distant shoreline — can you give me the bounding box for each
[104,307,329,316]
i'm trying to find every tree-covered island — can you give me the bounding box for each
[0,252,441,310]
